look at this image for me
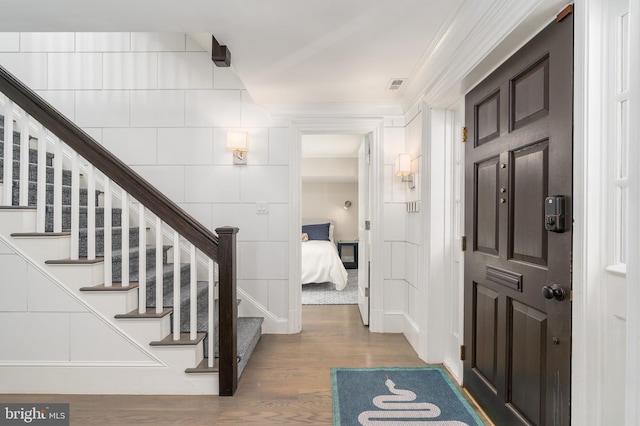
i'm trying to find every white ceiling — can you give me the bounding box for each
[1,0,569,113]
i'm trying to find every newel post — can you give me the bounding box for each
[216,226,239,396]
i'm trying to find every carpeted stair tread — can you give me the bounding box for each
[237,317,263,377]
[45,205,122,231]
[0,140,54,167]
[0,159,72,186]
[11,181,100,207]
[111,244,170,277]
[111,244,171,264]
[78,226,140,258]
[113,260,190,288]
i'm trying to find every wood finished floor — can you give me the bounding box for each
[1,305,491,425]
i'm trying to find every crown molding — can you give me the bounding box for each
[400,0,567,110]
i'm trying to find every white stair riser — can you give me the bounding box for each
[150,342,204,371]
[45,263,104,290]
[82,291,138,318]
[9,236,71,264]
[0,209,36,235]
[115,317,172,343]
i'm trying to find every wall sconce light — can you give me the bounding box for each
[226,131,248,165]
[344,200,352,210]
[394,153,415,189]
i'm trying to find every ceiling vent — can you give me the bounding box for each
[387,78,406,91]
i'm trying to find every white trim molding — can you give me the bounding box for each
[573,1,609,424]
[288,117,385,333]
[419,104,448,364]
[626,0,640,423]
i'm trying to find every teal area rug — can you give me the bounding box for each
[331,366,484,426]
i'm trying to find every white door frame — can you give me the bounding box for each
[626,1,640,423]
[357,134,371,325]
[288,118,385,333]
[574,1,640,424]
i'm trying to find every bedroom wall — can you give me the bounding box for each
[301,182,359,242]
[0,32,290,333]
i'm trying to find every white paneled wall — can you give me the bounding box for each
[0,240,153,364]
[0,32,290,332]
[381,107,424,352]
[383,116,413,334]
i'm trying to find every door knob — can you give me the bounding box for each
[542,284,566,301]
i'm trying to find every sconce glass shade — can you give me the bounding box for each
[394,153,412,176]
[226,131,248,152]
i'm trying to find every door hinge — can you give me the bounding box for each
[365,287,370,298]
[570,290,573,301]
[460,345,466,361]
[365,220,371,230]
[461,236,467,251]
[462,127,468,142]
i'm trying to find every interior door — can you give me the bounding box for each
[357,135,370,325]
[463,11,573,426]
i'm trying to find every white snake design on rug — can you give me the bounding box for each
[357,375,470,425]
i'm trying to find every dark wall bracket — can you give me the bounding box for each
[212,35,231,67]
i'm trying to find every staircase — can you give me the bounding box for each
[0,67,262,396]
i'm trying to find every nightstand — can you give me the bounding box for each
[337,241,358,269]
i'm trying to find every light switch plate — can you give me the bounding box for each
[256,202,268,214]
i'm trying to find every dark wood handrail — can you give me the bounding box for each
[0,65,219,261]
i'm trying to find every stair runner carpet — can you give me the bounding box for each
[0,115,262,378]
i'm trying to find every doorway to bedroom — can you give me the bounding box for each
[300,134,368,316]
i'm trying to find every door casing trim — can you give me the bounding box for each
[288,118,385,333]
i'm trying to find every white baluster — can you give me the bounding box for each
[155,216,163,314]
[3,101,13,206]
[103,177,112,287]
[190,244,197,341]
[35,126,46,232]
[70,151,79,260]
[173,231,181,341]
[86,164,96,260]
[138,203,146,314]
[18,112,29,206]
[120,191,129,287]
[208,258,215,368]
[53,138,62,233]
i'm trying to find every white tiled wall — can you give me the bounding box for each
[0,33,291,330]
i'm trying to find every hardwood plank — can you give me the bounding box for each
[0,305,491,425]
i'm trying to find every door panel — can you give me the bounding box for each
[510,300,547,425]
[476,92,501,144]
[473,283,499,388]
[511,57,549,129]
[510,140,549,264]
[464,13,573,426]
[475,157,500,255]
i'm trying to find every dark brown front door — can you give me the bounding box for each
[463,11,573,426]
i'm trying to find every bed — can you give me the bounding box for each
[301,221,349,291]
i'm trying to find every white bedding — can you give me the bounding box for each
[301,240,348,291]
